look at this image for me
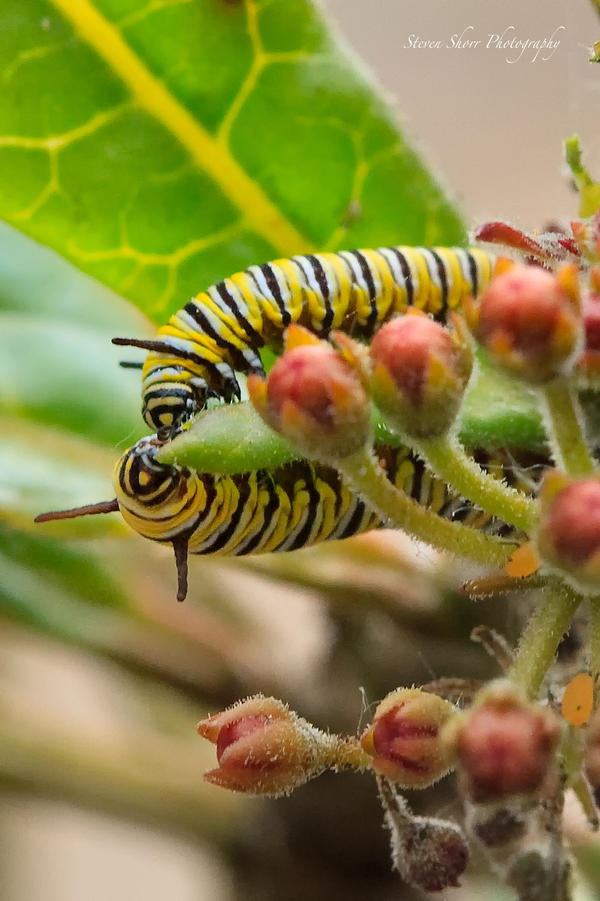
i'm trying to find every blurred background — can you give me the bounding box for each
[1,1,599,899]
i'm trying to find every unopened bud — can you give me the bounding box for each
[578,287,600,376]
[571,209,600,262]
[392,814,469,892]
[197,695,334,797]
[361,688,456,788]
[468,261,582,383]
[449,682,561,802]
[248,325,370,459]
[537,471,600,591]
[368,311,472,438]
[379,780,468,893]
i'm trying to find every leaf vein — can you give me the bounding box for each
[47,0,314,256]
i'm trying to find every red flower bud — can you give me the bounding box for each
[197,695,334,797]
[578,290,600,376]
[248,325,370,459]
[537,473,600,590]
[361,688,456,788]
[469,261,582,382]
[369,311,472,438]
[452,684,561,802]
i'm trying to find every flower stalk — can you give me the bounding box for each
[414,433,538,533]
[338,448,516,568]
[509,579,583,698]
[538,377,596,478]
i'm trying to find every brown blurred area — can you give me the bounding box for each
[2,2,599,900]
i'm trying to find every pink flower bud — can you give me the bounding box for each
[470,262,582,382]
[248,325,370,459]
[369,311,472,438]
[537,474,600,590]
[361,688,456,788]
[197,695,333,797]
[453,685,560,802]
[578,290,600,375]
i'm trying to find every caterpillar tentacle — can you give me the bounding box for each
[115,246,495,433]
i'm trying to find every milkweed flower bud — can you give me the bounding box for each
[197,695,335,797]
[468,261,583,383]
[248,325,371,459]
[537,471,600,591]
[379,780,468,891]
[578,282,600,375]
[360,688,457,788]
[571,210,600,262]
[368,311,472,438]
[392,814,469,892]
[448,682,561,802]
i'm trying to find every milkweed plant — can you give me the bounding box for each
[3,1,600,899]
[192,153,600,899]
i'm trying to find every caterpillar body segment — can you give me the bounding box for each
[114,246,495,433]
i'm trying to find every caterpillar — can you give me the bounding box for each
[35,437,528,602]
[113,246,495,434]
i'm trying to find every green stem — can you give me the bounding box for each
[323,735,372,771]
[589,596,600,679]
[338,449,516,569]
[509,580,582,698]
[538,378,595,477]
[416,434,538,533]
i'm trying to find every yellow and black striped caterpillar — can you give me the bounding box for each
[114,246,495,434]
[36,438,530,601]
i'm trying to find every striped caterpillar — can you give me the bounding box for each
[113,246,494,434]
[36,438,527,601]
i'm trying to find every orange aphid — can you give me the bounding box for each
[505,541,541,579]
[561,673,595,727]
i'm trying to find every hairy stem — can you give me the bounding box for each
[415,434,538,532]
[509,580,582,698]
[338,449,516,568]
[589,596,600,679]
[538,378,595,478]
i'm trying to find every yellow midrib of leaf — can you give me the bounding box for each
[49,0,315,257]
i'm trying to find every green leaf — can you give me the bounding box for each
[0,0,464,323]
[157,358,546,475]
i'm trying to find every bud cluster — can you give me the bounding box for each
[249,312,475,461]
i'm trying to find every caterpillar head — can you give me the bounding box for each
[141,383,199,433]
[35,435,200,601]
